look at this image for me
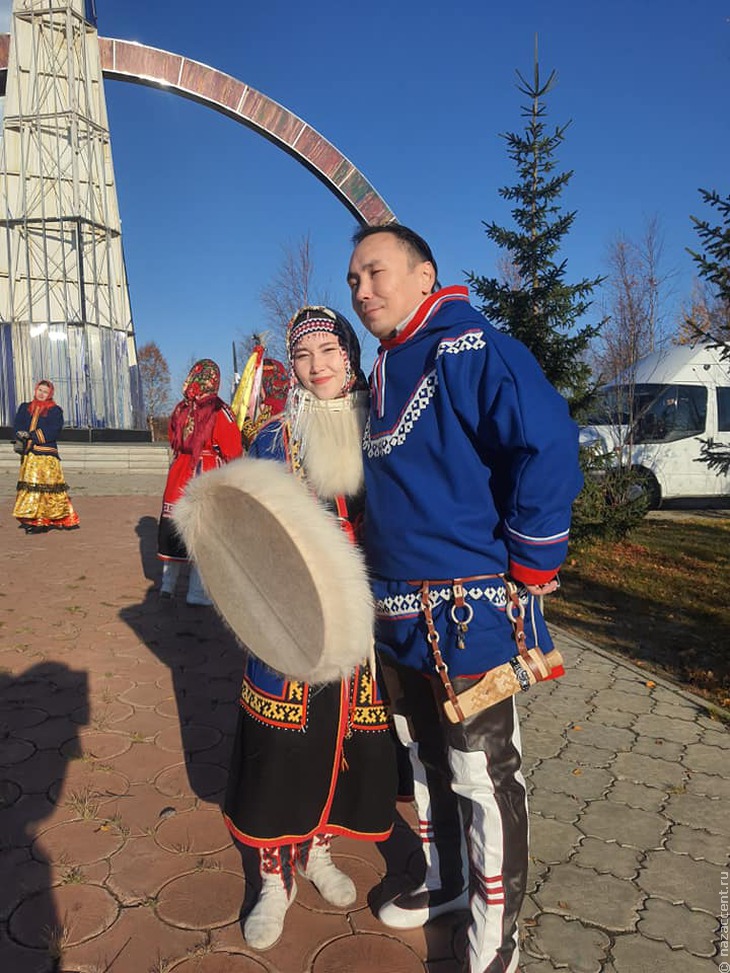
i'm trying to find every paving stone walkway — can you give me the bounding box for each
[0,491,727,973]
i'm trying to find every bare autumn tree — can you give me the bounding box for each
[675,278,730,345]
[593,216,672,385]
[254,233,333,360]
[138,341,171,441]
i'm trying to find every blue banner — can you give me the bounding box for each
[85,1,98,27]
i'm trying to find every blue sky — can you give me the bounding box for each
[1,0,728,397]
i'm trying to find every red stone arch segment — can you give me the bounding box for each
[57,35,395,226]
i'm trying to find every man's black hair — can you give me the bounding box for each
[352,223,439,289]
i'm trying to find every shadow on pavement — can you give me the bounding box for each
[0,662,89,972]
[119,518,244,807]
[134,514,161,583]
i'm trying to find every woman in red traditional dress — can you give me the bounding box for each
[157,359,242,603]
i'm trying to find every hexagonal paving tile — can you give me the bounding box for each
[572,836,641,879]
[637,850,718,913]
[576,801,667,850]
[296,854,381,914]
[682,742,726,775]
[611,932,719,972]
[523,912,610,972]
[612,751,685,790]
[156,870,242,929]
[155,761,228,802]
[106,742,181,783]
[530,816,582,865]
[529,761,613,801]
[9,883,118,948]
[32,818,126,866]
[105,834,195,905]
[170,954,268,972]
[0,779,22,810]
[638,897,717,956]
[62,730,131,761]
[533,863,643,931]
[664,791,728,836]
[62,898,207,971]
[311,932,425,972]
[156,723,223,754]
[155,806,231,855]
[665,823,729,864]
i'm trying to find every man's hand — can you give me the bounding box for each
[525,579,560,596]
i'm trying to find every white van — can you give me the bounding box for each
[581,343,730,506]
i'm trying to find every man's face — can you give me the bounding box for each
[347,233,435,341]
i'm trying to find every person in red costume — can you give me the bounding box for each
[157,359,242,604]
[13,379,80,534]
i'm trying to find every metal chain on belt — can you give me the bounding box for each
[419,581,465,723]
[504,578,545,683]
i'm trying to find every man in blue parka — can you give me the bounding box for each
[347,224,583,973]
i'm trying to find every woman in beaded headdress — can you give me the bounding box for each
[223,307,397,952]
[12,380,80,533]
[157,359,243,603]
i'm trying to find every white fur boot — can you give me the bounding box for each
[244,868,297,951]
[160,560,181,597]
[297,835,356,907]
[186,564,212,606]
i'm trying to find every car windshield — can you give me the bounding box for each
[585,384,707,442]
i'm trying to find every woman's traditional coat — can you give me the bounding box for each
[158,405,243,560]
[223,417,397,846]
[13,401,79,529]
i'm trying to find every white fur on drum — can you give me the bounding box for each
[172,457,374,684]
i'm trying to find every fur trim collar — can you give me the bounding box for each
[288,389,368,499]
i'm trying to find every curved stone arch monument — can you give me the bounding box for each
[0,19,394,432]
[0,34,396,226]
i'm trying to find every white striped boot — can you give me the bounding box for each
[244,852,297,951]
[297,834,356,907]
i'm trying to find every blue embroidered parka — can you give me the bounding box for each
[363,286,583,676]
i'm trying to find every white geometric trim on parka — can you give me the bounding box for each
[375,581,529,620]
[364,330,487,459]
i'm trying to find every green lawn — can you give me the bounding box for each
[547,514,730,713]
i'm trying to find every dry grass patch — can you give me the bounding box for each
[549,514,730,712]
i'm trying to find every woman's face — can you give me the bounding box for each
[291,332,348,401]
[35,384,51,401]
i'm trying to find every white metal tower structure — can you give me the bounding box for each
[0,0,143,430]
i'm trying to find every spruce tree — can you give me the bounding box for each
[686,189,730,352]
[686,188,730,477]
[467,44,604,410]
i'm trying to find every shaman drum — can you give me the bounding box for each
[172,457,374,683]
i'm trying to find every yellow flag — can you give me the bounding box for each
[231,345,264,431]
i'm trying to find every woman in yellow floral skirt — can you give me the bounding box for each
[13,380,80,534]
